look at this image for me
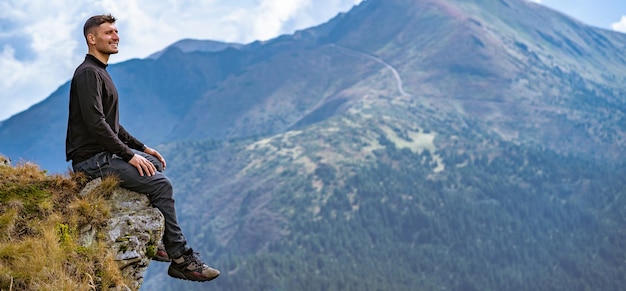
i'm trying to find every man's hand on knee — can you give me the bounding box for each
[144,146,167,170]
[129,154,157,176]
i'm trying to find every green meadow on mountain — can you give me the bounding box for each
[1,0,625,290]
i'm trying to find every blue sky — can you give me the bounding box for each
[536,0,626,30]
[0,0,624,122]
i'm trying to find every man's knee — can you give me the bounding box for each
[135,150,164,172]
[150,175,174,199]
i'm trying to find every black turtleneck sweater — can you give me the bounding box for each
[66,54,145,164]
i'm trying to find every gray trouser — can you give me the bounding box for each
[73,150,189,259]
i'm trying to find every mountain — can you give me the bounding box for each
[2,0,625,172]
[147,38,244,59]
[2,0,626,290]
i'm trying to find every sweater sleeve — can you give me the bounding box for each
[119,125,146,151]
[75,70,136,161]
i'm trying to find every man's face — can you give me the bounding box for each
[89,22,119,55]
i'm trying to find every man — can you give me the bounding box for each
[66,14,219,282]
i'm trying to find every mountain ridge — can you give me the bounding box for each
[148,38,244,59]
[2,0,626,171]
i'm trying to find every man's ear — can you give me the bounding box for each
[87,33,96,45]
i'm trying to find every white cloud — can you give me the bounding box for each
[0,0,362,121]
[0,0,83,120]
[611,16,626,33]
[253,0,312,41]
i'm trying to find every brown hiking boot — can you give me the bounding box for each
[167,249,220,282]
[152,244,170,262]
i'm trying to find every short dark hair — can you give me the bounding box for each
[83,14,117,38]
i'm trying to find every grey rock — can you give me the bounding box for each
[79,178,165,290]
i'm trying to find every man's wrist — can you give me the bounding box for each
[141,144,148,151]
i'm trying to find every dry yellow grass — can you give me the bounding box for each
[0,157,132,290]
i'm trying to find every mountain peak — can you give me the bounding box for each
[148,38,244,59]
[2,0,626,171]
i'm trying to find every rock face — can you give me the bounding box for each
[79,178,165,290]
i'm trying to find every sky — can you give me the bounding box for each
[0,0,625,122]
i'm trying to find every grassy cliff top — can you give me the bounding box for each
[0,156,133,290]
